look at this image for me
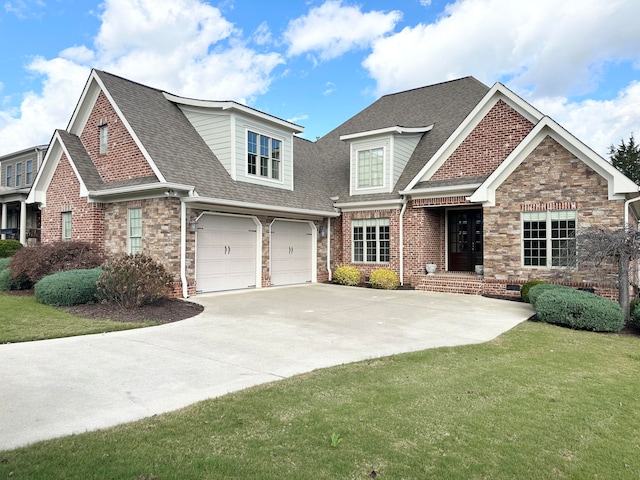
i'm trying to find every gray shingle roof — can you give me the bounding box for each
[95,70,336,214]
[56,130,103,191]
[310,77,490,203]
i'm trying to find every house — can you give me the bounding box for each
[26,70,640,298]
[0,145,47,244]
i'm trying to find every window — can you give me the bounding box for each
[99,125,108,154]
[128,207,142,254]
[523,211,576,267]
[15,163,22,187]
[353,218,390,263]
[247,131,281,180]
[357,147,384,188]
[6,165,13,187]
[62,212,72,241]
[26,160,33,185]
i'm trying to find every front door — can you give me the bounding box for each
[448,209,483,271]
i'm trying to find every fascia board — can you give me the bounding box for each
[333,199,403,212]
[340,124,434,141]
[404,83,544,192]
[400,183,483,197]
[183,196,340,218]
[26,132,89,205]
[164,93,304,133]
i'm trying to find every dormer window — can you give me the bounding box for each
[99,124,108,154]
[357,147,384,188]
[247,131,281,181]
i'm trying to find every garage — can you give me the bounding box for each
[270,220,314,286]
[196,214,259,293]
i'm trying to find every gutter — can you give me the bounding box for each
[182,196,340,218]
[624,193,640,230]
[88,182,195,198]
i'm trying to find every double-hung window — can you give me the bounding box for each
[15,163,22,187]
[353,218,390,263]
[99,125,108,154]
[523,211,576,267]
[357,147,384,188]
[247,131,281,180]
[62,212,72,241]
[128,207,142,254]
[26,160,33,185]
[6,165,13,187]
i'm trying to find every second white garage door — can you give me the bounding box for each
[196,214,259,293]
[270,220,314,286]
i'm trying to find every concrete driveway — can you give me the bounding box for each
[0,284,533,451]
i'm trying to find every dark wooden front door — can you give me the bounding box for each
[448,209,483,271]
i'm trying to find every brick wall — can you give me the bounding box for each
[431,100,534,181]
[80,91,156,183]
[483,135,625,285]
[41,154,105,245]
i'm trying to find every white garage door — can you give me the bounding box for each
[196,215,258,293]
[270,220,313,286]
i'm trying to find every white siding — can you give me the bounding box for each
[392,134,422,186]
[180,107,233,176]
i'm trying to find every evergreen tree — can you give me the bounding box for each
[610,134,640,184]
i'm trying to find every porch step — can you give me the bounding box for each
[414,274,484,295]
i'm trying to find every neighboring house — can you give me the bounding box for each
[26,70,640,298]
[0,145,47,244]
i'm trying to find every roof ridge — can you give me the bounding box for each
[379,76,483,99]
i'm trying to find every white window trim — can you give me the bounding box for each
[128,207,142,254]
[521,210,577,268]
[99,125,108,154]
[6,165,13,188]
[62,211,72,241]
[355,146,386,191]
[246,129,285,184]
[25,159,33,185]
[352,218,391,264]
[15,162,22,187]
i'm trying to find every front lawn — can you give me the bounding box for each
[1,321,639,479]
[0,294,157,343]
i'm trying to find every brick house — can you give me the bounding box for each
[26,70,640,298]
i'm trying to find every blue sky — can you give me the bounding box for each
[0,0,639,157]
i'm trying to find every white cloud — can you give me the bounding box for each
[0,0,285,155]
[284,0,402,61]
[253,21,272,46]
[323,81,336,95]
[362,0,640,158]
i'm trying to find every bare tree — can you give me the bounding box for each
[573,227,640,318]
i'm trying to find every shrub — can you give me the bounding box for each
[10,241,103,287]
[0,258,10,271]
[629,303,640,331]
[527,283,570,307]
[96,254,173,308]
[34,268,102,307]
[333,265,361,286]
[0,268,13,291]
[0,239,22,258]
[520,280,549,303]
[369,268,399,290]
[535,288,624,332]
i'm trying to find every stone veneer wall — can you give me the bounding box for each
[483,135,625,285]
[41,155,105,244]
[80,91,156,183]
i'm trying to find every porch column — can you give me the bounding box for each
[19,201,27,245]
[1,202,6,240]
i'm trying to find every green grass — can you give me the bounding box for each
[0,294,157,343]
[1,321,639,479]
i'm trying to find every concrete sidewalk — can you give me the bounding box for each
[0,284,533,451]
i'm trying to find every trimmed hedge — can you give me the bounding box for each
[0,239,22,258]
[333,265,361,286]
[520,280,549,303]
[34,268,102,307]
[527,283,571,307]
[0,268,13,291]
[535,288,624,332]
[369,268,399,290]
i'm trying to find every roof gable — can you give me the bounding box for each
[468,116,639,205]
[404,82,544,191]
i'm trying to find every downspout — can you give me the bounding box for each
[326,217,332,281]
[399,197,408,286]
[180,199,189,298]
[624,194,640,230]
